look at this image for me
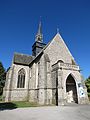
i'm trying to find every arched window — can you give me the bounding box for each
[17,68,25,88]
[57,60,64,63]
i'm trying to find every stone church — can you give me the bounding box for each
[3,22,89,105]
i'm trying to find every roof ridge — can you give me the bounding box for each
[29,33,61,64]
[14,52,32,57]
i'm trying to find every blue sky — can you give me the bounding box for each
[0,0,90,79]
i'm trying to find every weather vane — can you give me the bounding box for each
[57,28,59,33]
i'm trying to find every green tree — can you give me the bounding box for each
[85,76,90,97]
[0,61,6,95]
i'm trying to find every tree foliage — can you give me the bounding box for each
[0,61,6,95]
[85,76,90,96]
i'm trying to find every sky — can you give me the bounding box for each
[0,0,90,79]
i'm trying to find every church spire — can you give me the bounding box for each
[35,21,43,42]
[32,20,46,56]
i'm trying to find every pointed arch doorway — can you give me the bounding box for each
[66,74,78,104]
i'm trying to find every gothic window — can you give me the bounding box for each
[17,68,25,88]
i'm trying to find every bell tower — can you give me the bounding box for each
[32,21,46,56]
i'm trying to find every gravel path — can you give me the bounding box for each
[0,105,90,120]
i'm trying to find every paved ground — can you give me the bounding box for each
[0,105,90,120]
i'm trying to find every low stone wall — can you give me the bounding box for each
[4,89,28,102]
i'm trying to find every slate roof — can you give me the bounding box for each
[13,53,34,65]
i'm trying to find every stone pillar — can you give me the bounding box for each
[51,70,57,105]
[46,62,52,105]
[38,56,45,105]
[57,69,65,105]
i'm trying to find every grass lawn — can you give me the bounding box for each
[13,101,38,107]
[0,101,38,110]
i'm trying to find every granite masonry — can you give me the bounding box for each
[3,22,89,105]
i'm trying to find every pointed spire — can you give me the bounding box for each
[37,21,42,35]
[35,19,43,42]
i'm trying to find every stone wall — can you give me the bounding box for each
[51,61,89,105]
[44,33,75,66]
[4,63,30,102]
[4,33,89,105]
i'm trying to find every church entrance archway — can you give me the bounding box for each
[56,77,58,106]
[66,74,78,104]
